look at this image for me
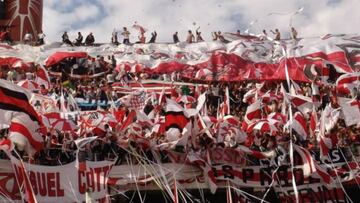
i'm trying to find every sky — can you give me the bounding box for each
[43,0,360,43]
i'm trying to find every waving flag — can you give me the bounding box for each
[244,100,262,124]
[74,137,98,172]
[9,113,44,155]
[287,112,308,140]
[293,144,332,184]
[0,79,44,155]
[247,119,279,135]
[159,121,192,150]
[35,65,51,89]
[338,97,360,127]
[45,52,88,67]
[118,110,136,132]
[132,24,147,33]
[164,98,189,132]
[288,94,320,116]
[322,105,341,132]
[318,110,335,157]
[218,116,247,145]
[267,112,287,125]
[120,91,147,111]
[17,80,39,91]
[336,72,360,95]
[242,88,258,104]
[136,110,154,127]
[0,79,41,124]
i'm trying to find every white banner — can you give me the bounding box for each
[9,155,114,203]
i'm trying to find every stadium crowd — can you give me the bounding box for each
[0,25,359,169]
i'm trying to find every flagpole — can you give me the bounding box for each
[12,150,39,203]
[226,180,233,203]
[173,174,178,203]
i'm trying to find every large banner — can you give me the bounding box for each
[0,148,357,202]
[7,156,114,203]
[209,163,349,202]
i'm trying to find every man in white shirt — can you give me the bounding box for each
[121,27,130,45]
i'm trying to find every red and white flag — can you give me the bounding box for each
[17,79,39,91]
[247,119,279,136]
[244,100,262,124]
[164,98,189,132]
[8,113,44,156]
[158,121,192,150]
[0,79,44,155]
[318,110,335,157]
[290,79,303,95]
[132,23,147,33]
[74,137,98,172]
[118,110,136,132]
[336,72,360,95]
[267,112,287,125]
[288,112,309,141]
[218,116,247,145]
[293,144,316,177]
[293,144,332,184]
[322,105,341,132]
[242,88,257,104]
[120,91,147,111]
[0,79,42,125]
[288,94,320,116]
[338,97,360,127]
[34,65,51,89]
[242,83,263,104]
[136,110,154,127]
[261,91,282,103]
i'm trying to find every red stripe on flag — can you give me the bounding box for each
[119,110,136,131]
[9,122,43,151]
[0,88,41,123]
[291,97,308,107]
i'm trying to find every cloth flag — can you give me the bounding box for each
[336,72,360,95]
[338,97,360,127]
[288,112,309,140]
[35,65,51,89]
[164,98,189,132]
[0,79,44,155]
[244,100,262,124]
